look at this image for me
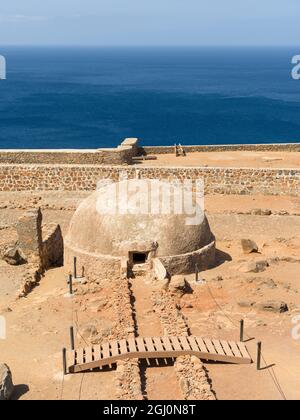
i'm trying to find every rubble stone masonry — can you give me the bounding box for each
[0,147,134,165]
[0,164,299,196]
[139,142,300,155]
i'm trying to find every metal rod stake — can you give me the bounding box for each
[257,341,262,370]
[70,326,75,350]
[195,263,199,283]
[62,347,67,375]
[69,274,73,295]
[240,319,244,343]
[73,257,77,279]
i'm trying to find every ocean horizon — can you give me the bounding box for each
[0,46,300,149]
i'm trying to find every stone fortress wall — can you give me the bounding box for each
[0,164,298,196]
[0,140,299,166]
[0,138,137,165]
[0,138,299,196]
[139,142,300,155]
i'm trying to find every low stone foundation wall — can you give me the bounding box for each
[151,286,216,400]
[64,242,121,285]
[65,240,215,283]
[159,240,216,276]
[0,164,299,196]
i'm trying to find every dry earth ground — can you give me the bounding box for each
[0,191,299,400]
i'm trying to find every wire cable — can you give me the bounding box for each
[74,308,90,347]
[78,373,86,401]
[205,281,287,400]
[60,273,90,400]
[60,371,65,400]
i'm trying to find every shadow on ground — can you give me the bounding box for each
[11,384,30,400]
[214,249,232,267]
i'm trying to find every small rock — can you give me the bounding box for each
[87,298,107,312]
[179,377,190,393]
[244,276,258,284]
[260,278,277,289]
[125,327,135,334]
[169,276,189,295]
[238,300,255,308]
[3,247,27,266]
[175,362,185,372]
[256,320,267,327]
[239,260,269,273]
[241,239,259,254]
[0,364,14,400]
[211,276,223,282]
[255,300,288,313]
[191,355,201,365]
[0,307,12,313]
[251,209,272,216]
[276,211,289,216]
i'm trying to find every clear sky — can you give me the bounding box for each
[0,0,299,46]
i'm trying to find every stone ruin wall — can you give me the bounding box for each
[16,208,63,270]
[42,224,64,270]
[0,164,298,196]
[11,209,64,297]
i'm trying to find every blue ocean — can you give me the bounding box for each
[0,47,300,149]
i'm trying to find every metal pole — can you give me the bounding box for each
[240,319,244,342]
[62,347,67,375]
[69,274,73,295]
[257,342,262,370]
[195,263,199,283]
[70,326,75,350]
[73,257,77,279]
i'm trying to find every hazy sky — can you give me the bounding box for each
[0,0,299,46]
